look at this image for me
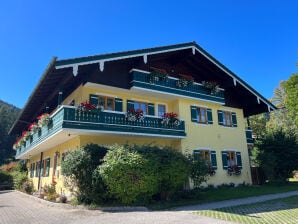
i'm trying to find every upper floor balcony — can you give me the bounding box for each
[130,69,225,104]
[15,106,186,159]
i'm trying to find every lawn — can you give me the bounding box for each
[196,196,298,224]
[149,182,298,210]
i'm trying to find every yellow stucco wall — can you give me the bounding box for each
[27,83,252,194]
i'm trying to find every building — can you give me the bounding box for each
[9,42,276,193]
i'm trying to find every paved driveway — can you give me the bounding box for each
[0,191,232,224]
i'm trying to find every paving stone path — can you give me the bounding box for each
[1,190,298,224]
[0,190,232,224]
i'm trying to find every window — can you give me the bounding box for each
[218,110,237,127]
[134,101,148,115]
[98,96,115,111]
[190,106,213,124]
[89,94,123,112]
[196,107,207,124]
[193,149,217,170]
[158,104,166,117]
[30,163,35,178]
[35,161,40,177]
[41,158,50,177]
[221,151,242,169]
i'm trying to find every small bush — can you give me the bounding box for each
[61,143,108,204]
[60,194,67,203]
[22,180,33,194]
[99,144,193,204]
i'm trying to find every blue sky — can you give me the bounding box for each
[1,0,297,108]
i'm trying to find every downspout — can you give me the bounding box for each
[37,152,43,190]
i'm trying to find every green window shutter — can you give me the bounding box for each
[115,98,123,112]
[207,108,213,124]
[232,112,237,127]
[211,151,217,169]
[35,162,39,177]
[221,151,228,170]
[236,152,242,169]
[41,160,44,177]
[46,158,50,177]
[148,103,155,116]
[218,110,224,125]
[127,100,134,111]
[89,94,99,106]
[193,150,200,160]
[190,106,197,122]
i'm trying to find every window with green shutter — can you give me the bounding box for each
[210,151,217,169]
[115,98,123,112]
[127,100,134,111]
[236,152,242,169]
[148,103,155,116]
[193,150,200,160]
[191,106,213,124]
[89,94,99,106]
[45,158,50,177]
[221,151,228,170]
[218,110,237,127]
[35,161,40,177]
[40,160,44,177]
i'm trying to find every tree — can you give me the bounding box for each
[256,129,298,182]
[0,100,21,165]
[61,144,108,204]
[284,73,298,129]
[266,81,297,135]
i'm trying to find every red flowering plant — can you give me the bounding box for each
[126,108,144,122]
[37,113,51,127]
[201,81,220,95]
[76,101,101,114]
[148,67,169,83]
[227,165,241,176]
[161,112,181,126]
[28,121,40,134]
[176,74,194,87]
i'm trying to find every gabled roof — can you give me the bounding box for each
[9,42,276,135]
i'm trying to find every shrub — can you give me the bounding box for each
[189,157,210,188]
[99,144,192,204]
[22,180,33,194]
[61,143,108,204]
[99,144,159,204]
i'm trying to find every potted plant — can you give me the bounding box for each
[76,101,101,114]
[37,113,52,127]
[161,112,181,126]
[126,108,144,122]
[176,74,194,88]
[201,81,220,95]
[148,67,168,83]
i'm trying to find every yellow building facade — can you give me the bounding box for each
[10,42,276,194]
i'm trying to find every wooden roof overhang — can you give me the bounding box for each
[9,42,276,135]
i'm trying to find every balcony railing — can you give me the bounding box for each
[15,106,186,158]
[130,69,225,104]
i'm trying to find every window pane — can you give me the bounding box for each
[98,97,105,107]
[106,98,114,110]
[158,104,166,117]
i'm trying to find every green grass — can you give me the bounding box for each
[148,182,298,210]
[196,196,298,224]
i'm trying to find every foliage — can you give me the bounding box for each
[266,81,297,135]
[22,180,33,194]
[61,143,108,204]
[0,100,21,165]
[99,144,192,204]
[0,170,12,183]
[284,73,298,129]
[189,157,209,188]
[43,184,59,201]
[99,144,159,204]
[256,129,298,182]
